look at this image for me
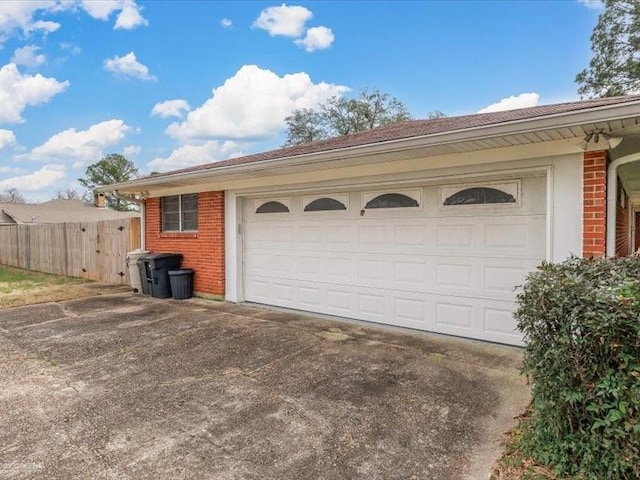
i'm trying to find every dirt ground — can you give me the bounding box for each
[0,293,530,479]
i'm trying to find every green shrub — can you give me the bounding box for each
[515,256,640,479]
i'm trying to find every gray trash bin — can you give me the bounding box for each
[143,253,183,298]
[168,269,194,300]
[127,250,149,293]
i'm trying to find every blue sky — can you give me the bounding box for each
[0,0,604,202]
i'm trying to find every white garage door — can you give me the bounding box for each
[243,177,546,345]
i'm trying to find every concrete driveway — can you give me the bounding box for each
[0,293,529,480]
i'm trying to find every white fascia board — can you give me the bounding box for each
[98,101,640,194]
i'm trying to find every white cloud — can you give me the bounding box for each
[80,0,148,29]
[0,63,69,123]
[0,1,146,48]
[166,65,348,141]
[477,93,540,114]
[123,144,141,157]
[0,164,65,192]
[0,166,25,174]
[147,141,241,172]
[30,119,130,168]
[253,4,312,37]
[151,99,191,119]
[25,19,60,35]
[59,42,82,55]
[294,26,334,52]
[0,129,16,150]
[11,45,46,68]
[577,0,604,10]
[0,2,61,46]
[103,52,156,81]
[220,18,232,28]
[114,0,148,29]
[80,0,121,19]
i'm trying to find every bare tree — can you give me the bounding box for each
[0,188,26,203]
[54,188,91,202]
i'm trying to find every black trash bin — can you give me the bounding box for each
[137,257,151,295]
[144,253,183,298]
[168,269,194,300]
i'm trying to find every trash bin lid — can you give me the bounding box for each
[168,269,194,276]
[127,250,150,258]
[146,253,183,260]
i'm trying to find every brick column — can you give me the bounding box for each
[583,151,608,258]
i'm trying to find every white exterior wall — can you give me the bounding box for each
[550,153,583,261]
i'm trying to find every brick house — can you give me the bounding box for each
[100,95,640,346]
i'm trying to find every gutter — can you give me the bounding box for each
[606,152,640,257]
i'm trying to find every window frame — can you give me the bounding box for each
[254,198,291,214]
[361,189,421,212]
[440,181,521,209]
[302,194,349,213]
[161,193,199,232]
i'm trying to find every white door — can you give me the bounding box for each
[243,177,546,345]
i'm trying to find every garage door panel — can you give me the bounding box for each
[394,224,427,246]
[357,292,388,321]
[248,254,534,302]
[321,256,350,282]
[483,265,530,293]
[326,288,355,316]
[357,258,388,282]
[393,260,428,284]
[298,225,325,245]
[359,225,387,246]
[435,224,474,249]
[298,285,325,310]
[435,263,474,290]
[483,307,522,341]
[244,177,545,346]
[393,296,429,326]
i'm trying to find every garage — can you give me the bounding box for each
[243,175,546,346]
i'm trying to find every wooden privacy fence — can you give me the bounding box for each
[0,217,141,284]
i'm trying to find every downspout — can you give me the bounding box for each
[113,190,146,251]
[606,152,640,257]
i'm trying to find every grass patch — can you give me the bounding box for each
[0,265,91,308]
[0,266,81,292]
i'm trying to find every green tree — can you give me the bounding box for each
[284,88,412,146]
[576,0,640,98]
[283,108,328,146]
[79,154,138,211]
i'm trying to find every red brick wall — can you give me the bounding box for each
[615,190,630,257]
[145,191,225,296]
[583,151,608,258]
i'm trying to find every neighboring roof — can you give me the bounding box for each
[147,94,640,179]
[0,199,140,224]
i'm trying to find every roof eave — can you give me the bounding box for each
[99,99,640,194]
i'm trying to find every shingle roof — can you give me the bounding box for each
[148,94,640,179]
[0,199,140,224]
